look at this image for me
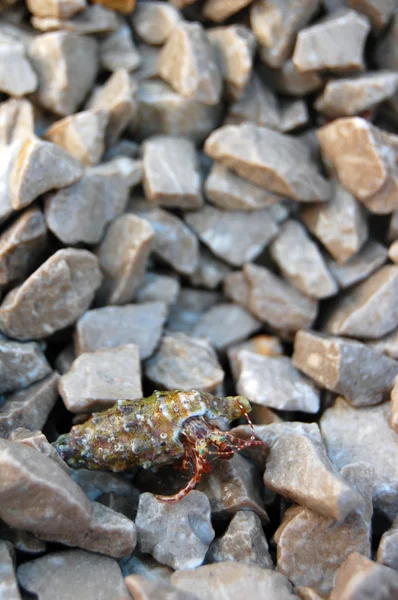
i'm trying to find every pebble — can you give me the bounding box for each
[205,123,330,202]
[158,22,222,106]
[0,522,47,557]
[0,335,51,396]
[29,31,98,116]
[9,427,70,473]
[143,135,203,210]
[326,240,388,289]
[136,272,180,307]
[100,24,141,72]
[0,248,102,340]
[0,98,34,146]
[0,33,37,96]
[125,575,198,600]
[265,58,323,96]
[120,547,173,581]
[136,491,215,570]
[145,332,224,392]
[131,1,181,45]
[17,549,131,600]
[377,514,398,571]
[31,5,119,34]
[0,541,20,600]
[293,330,398,407]
[320,398,398,521]
[228,334,283,379]
[96,214,154,305]
[375,9,398,68]
[348,0,396,30]
[293,9,370,73]
[75,302,167,360]
[275,462,373,596]
[0,372,59,437]
[279,98,309,132]
[369,327,398,361]
[192,303,261,350]
[167,289,221,334]
[206,510,273,568]
[26,0,85,18]
[189,248,230,290]
[226,73,280,130]
[203,0,252,22]
[331,551,398,599]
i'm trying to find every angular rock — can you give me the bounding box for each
[104,139,139,161]
[0,524,47,556]
[172,563,296,600]
[26,0,85,18]
[145,332,223,392]
[189,248,230,290]
[44,109,108,166]
[143,136,202,210]
[17,550,130,600]
[375,10,398,69]
[275,463,373,596]
[136,491,215,570]
[87,69,136,145]
[331,552,398,600]
[206,511,273,568]
[185,206,278,267]
[60,345,142,413]
[192,303,261,350]
[0,33,37,96]
[347,0,396,30]
[321,398,398,520]
[46,158,141,246]
[100,24,141,73]
[228,335,283,380]
[9,427,70,473]
[323,265,398,339]
[293,330,398,407]
[75,302,167,360]
[125,576,198,600]
[326,240,388,289]
[0,336,51,396]
[72,467,137,502]
[31,5,119,35]
[29,31,98,116]
[377,514,398,571]
[96,214,153,306]
[0,98,34,146]
[270,219,337,299]
[158,22,222,106]
[133,43,160,83]
[131,1,181,45]
[293,9,370,73]
[265,59,323,96]
[279,98,309,132]
[0,541,20,600]
[205,123,330,202]
[167,289,221,334]
[136,273,180,307]
[0,208,47,287]
[369,327,398,361]
[203,0,252,22]
[0,249,102,341]
[226,74,280,130]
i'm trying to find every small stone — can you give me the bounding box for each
[158,22,222,106]
[131,1,181,45]
[206,511,273,568]
[59,345,141,413]
[0,524,47,556]
[192,303,261,350]
[0,208,47,287]
[226,74,281,131]
[251,0,319,68]
[347,0,396,30]
[120,548,173,581]
[9,427,70,473]
[293,9,370,73]
[279,98,309,132]
[136,491,215,570]
[301,179,368,263]
[136,273,180,307]
[45,158,141,246]
[207,26,256,100]
[145,332,223,392]
[185,206,278,267]
[100,24,141,73]
[331,552,398,600]
[0,336,51,396]
[55,344,75,375]
[203,0,252,22]
[326,241,388,288]
[104,139,139,161]
[275,463,373,596]
[167,289,221,334]
[0,439,92,537]
[44,109,108,166]
[265,59,323,96]
[270,219,337,299]
[315,71,398,118]
[96,214,153,306]
[75,302,167,360]
[0,33,37,96]
[228,335,283,380]
[17,549,131,600]
[205,123,331,202]
[189,248,230,290]
[235,350,320,413]
[0,541,20,600]
[29,31,98,116]
[143,136,203,210]
[197,453,268,522]
[0,98,34,146]
[376,11,398,69]
[0,373,59,437]
[293,330,398,407]
[172,563,296,600]
[87,69,136,145]
[125,576,198,600]
[323,265,398,339]
[26,0,85,18]
[131,202,199,275]
[369,328,398,361]
[377,514,398,571]
[72,468,137,502]
[31,5,119,34]
[321,398,398,520]
[133,43,160,82]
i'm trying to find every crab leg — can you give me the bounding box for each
[154,451,205,503]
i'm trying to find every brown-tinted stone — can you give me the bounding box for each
[0,143,21,222]
[0,208,47,287]
[192,304,261,351]
[26,0,85,18]
[389,240,398,264]
[185,206,278,267]
[293,9,370,74]
[321,398,398,520]
[9,427,70,473]
[377,514,398,571]
[172,563,296,600]
[0,541,20,600]
[0,336,51,396]
[136,491,214,569]
[17,549,131,600]
[226,74,280,130]
[189,248,230,290]
[0,33,37,97]
[167,289,221,334]
[264,59,323,96]
[87,69,136,145]
[125,576,198,600]
[203,0,252,22]
[205,123,330,202]
[143,136,202,210]
[323,265,398,339]
[131,1,181,45]
[347,0,396,30]
[159,22,222,106]
[100,24,141,73]
[275,463,373,596]
[31,5,119,34]
[331,552,398,600]
[0,249,102,341]
[136,273,180,307]
[293,330,398,407]
[145,332,223,392]
[326,241,388,288]
[75,302,167,360]
[29,31,98,116]
[0,98,34,146]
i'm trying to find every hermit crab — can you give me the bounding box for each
[54,389,262,503]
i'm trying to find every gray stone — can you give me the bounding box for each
[0,524,47,556]
[189,248,230,290]
[167,289,222,334]
[0,33,37,96]
[279,98,309,132]
[0,541,20,600]
[55,344,75,375]
[9,427,70,473]
[31,5,119,34]
[72,468,137,502]
[136,273,180,307]
[125,575,198,600]
[264,59,323,96]
[120,548,173,581]
[192,304,261,350]
[131,1,181,45]
[347,0,396,30]
[0,98,34,146]
[100,24,141,73]
[375,10,398,69]
[0,336,51,396]
[331,552,398,600]
[377,514,398,571]
[326,241,388,288]
[226,73,280,131]
[228,335,283,380]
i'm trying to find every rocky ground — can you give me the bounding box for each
[0,0,398,598]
